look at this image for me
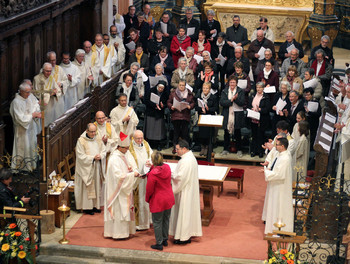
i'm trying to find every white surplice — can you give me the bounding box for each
[74,132,106,210]
[169,151,202,241]
[129,140,153,230]
[294,134,310,181]
[60,61,81,111]
[50,65,69,119]
[109,35,126,74]
[94,121,118,153]
[33,72,62,126]
[91,44,112,86]
[104,149,139,239]
[72,59,92,99]
[262,150,294,234]
[110,105,139,137]
[10,93,41,170]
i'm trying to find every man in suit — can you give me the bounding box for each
[180,7,199,43]
[225,15,249,58]
[283,90,304,133]
[200,9,221,46]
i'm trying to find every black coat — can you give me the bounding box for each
[154,21,177,42]
[278,40,304,62]
[195,72,219,94]
[195,90,219,115]
[226,56,251,76]
[196,59,218,74]
[286,101,305,133]
[180,18,200,43]
[127,53,150,74]
[0,182,24,211]
[144,86,169,119]
[123,13,138,39]
[310,44,334,64]
[200,19,221,43]
[133,21,150,52]
[211,41,230,60]
[248,93,271,130]
[220,87,245,129]
[150,55,175,76]
[148,37,170,59]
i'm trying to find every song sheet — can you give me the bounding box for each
[257,47,266,60]
[150,93,160,104]
[173,98,189,111]
[217,54,226,67]
[125,41,136,51]
[264,86,276,93]
[286,44,296,53]
[247,109,260,120]
[198,115,224,126]
[197,98,205,108]
[186,83,193,92]
[160,22,167,34]
[238,79,247,89]
[276,98,287,114]
[187,27,195,36]
[307,101,319,112]
[303,78,318,88]
[293,82,300,91]
[194,54,203,64]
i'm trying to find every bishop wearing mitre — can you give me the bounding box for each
[104,132,140,239]
[75,123,106,215]
[110,93,139,137]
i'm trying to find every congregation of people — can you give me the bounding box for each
[8,3,350,249]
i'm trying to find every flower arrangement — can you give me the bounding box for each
[0,223,36,264]
[264,249,301,264]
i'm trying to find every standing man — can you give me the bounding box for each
[278,31,304,63]
[180,7,199,43]
[123,5,138,41]
[10,81,41,170]
[72,49,94,99]
[310,35,334,65]
[33,62,61,126]
[226,46,251,76]
[75,123,106,215]
[225,15,249,57]
[309,49,333,96]
[200,9,221,46]
[251,17,274,43]
[128,130,152,230]
[104,132,140,239]
[280,48,306,78]
[112,4,126,39]
[169,139,202,244]
[110,93,139,137]
[109,25,126,73]
[262,137,294,234]
[94,111,118,153]
[154,12,177,43]
[60,51,81,111]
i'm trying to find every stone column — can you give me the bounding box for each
[171,0,200,27]
[307,0,340,49]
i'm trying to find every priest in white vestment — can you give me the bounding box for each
[112,5,126,39]
[47,51,68,120]
[104,132,141,239]
[109,25,126,74]
[75,123,106,215]
[60,52,81,111]
[10,82,41,170]
[262,137,294,234]
[110,93,139,137]
[129,130,152,230]
[91,34,114,86]
[169,139,202,244]
[33,63,62,126]
[72,49,94,99]
[94,111,118,153]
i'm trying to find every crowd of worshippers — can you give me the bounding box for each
[9,4,350,171]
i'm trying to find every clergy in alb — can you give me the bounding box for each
[75,123,106,215]
[169,140,202,244]
[33,63,61,126]
[94,111,118,153]
[110,93,139,137]
[262,137,294,234]
[104,132,140,239]
[109,25,126,74]
[129,130,152,230]
[10,81,41,170]
[60,52,81,111]
[72,49,94,99]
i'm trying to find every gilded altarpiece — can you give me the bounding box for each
[203,0,314,43]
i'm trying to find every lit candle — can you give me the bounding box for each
[62,204,66,209]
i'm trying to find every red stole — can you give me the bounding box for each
[311,60,326,76]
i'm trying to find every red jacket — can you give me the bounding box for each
[170,35,191,68]
[145,164,175,213]
[192,40,211,55]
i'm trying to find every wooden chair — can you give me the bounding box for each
[65,151,76,181]
[57,159,69,182]
[224,168,244,199]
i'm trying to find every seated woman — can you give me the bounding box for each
[248,82,270,158]
[294,120,310,181]
[195,61,219,94]
[192,30,211,56]
[212,32,230,90]
[170,25,191,68]
[171,57,195,89]
[303,87,321,149]
[120,62,145,99]
[195,82,219,156]
[256,60,279,104]
[196,50,217,74]
[271,81,291,137]
[167,79,195,153]
[116,73,140,108]
[281,65,303,95]
[185,47,198,76]
[144,80,169,150]
[128,42,150,74]
[150,46,175,77]
[220,75,245,157]
[228,61,252,108]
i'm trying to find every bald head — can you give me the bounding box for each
[133,130,144,145]
[83,41,92,54]
[43,63,52,78]
[95,111,106,125]
[86,123,97,138]
[257,30,264,42]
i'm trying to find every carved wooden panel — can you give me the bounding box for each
[71,8,80,54]
[48,136,61,174]
[63,11,71,54]
[0,41,9,104]
[10,35,21,93]
[22,30,31,79]
[32,25,43,74]
[44,20,54,56]
[53,15,63,60]
[61,128,72,157]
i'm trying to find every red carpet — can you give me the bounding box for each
[66,164,267,260]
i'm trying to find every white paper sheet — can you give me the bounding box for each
[217,54,226,67]
[187,27,195,36]
[276,98,287,114]
[160,21,167,34]
[198,115,224,126]
[303,78,318,89]
[238,79,247,89]
[138,70,148,82]
[247,109,260,120]
[323,123,333,132]
[125,41,136,51]
[210,89,217,95]
[194,54,203,64]
[186,83,193,92]
[257,47,266,60]
[230,41,237,48]
[173,98,189,111]
[286,44,296,53]
[264,86,276,93]
[319,141,331,152]
[180,47,186,56]
[320,132,332,142]
[293,82,300,91]
[325,113,336,123]
[211,29,217,38]
[333,78,340,85]
[150,93,160,104]
[197,98,206,108]
[149,76,165,88]
[307,101,318,112]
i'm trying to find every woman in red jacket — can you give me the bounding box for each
[192,30,211,56]
[170,25,191,68]
[146,151,174,250]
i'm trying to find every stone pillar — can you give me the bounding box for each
[102,0,113,34]
[333,0,350,49]
[171,0,200,27]
[307,0,340,49]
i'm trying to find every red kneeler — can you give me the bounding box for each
[224,168,244,199]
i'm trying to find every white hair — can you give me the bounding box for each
[178,57,187,65]
[43,62,52,70]
[286,31,294,37]
[264,48,272,55]
[280,81,291,91]
[19,82,31,91]
[207,9,215,16]
[75,49,85,56]
[186,46,195,53]
[321,35,330,42]
[130,62,140,69]
[235,46,243,53]
[46,51,56,60]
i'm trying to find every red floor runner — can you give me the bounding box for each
[66,164,267,260]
